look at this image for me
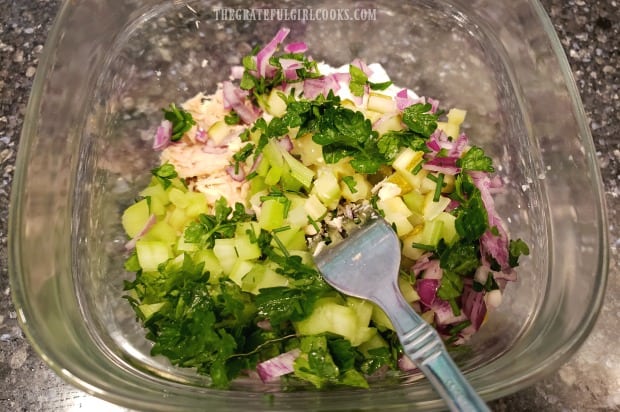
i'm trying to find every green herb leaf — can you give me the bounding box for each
[151,163,179,189]
[162,103,196,141]
[508,238,530,267]
[342,176,358,193]
[401,103,439,138]
[224,111,241,125]
[369,80,392,91]
[456,146,495,172]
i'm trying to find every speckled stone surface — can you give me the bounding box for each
[1,0,618,411]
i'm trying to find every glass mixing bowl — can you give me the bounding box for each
[9,0,608,410]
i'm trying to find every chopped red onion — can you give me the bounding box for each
[411,252,433,276]
[492,269,517,282]
[427,97,440,114]
[225,164,246,182]
[194,127,207,143]
[421,259,443,280]
[230,65,245,80]
[249,153,263,174]
[124,214,157,250]
[303,78,327,100]
[423,156,459,175]
[222,81,260,124]
[397,354,418,372]
[256,27,290,78]
[256,319,272,331]
[448,133,469,157]
[416,278,440,307]
[351,58,372,76]
[432,299,468,326]
[461,285,487,331]
[256,348,301,382]
[396,89,424,111]
[277,135,293,152]
[153,120,172,151]
[279,58,303,80]
[283,41,307,53]
[471,172,511,271]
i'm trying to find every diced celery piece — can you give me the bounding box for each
[264,164,283,186]
[346,297,373,327]
[263,140,285,168]
[367,92,396,114]
[147,196,167,217]
[184,191,208,218]
[402,228,426,260]
[135,240,171,272]
[357,331,388,356]
[176,233,198,252]
[312,170,341,210]
[290,133,324,166]
[447,108,467,126]
[281,150,315,189]
[340,174,371,202]
[289,250,313,265]
[295,299,368,346]
[436,121,459,139]
[235,221,261,237]
[258,199,285,231]
[193,249,223,280]
[229,259,254,287]
[207,120,230,145]
[422,192,451,221]
[420,219,444,247]
[213,238,237,273]
[271,226,307,251]
[399,276,420,303]
[304,194,327,221]
[168,207,190,231]
[235,235,262,261]
[168,187,189,209]
[279,171,303,192]
[435,212,459,245]
[140,183,169,206]
[375,114,405,136]
[255,155,271,177]
[244,265,289,294]
[371,304,394,331]
[144,220,177,244]
[138,302,166,322]
[402,191,425,215]
[285,195,310,228]
[392,148,424,174]
[249,175,268,195]
[265,89,288,117]
[122,199,151,238]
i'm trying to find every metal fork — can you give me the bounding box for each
[313,216,490,412]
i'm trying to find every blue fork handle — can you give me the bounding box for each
[373,284,490,412]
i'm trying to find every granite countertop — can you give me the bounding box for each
[1,0,618,410]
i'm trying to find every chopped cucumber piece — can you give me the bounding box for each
[266,89,287,117]
[235,235,262,260]
[367,92,396,114]
[258,199,285,231]
[229,259,255,287]
[138,302,166,322]
[304,194,327,221]
[281,149,315,189]
[135,240,171,272]
[122,199,151,238]
[193,249,223,280]
[144,220,177,244]
[312,170,341,210]
[422,192,451,221]
[213,238,237,273]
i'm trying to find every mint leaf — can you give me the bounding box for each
[455,190,488,242]
[401,103,438,138]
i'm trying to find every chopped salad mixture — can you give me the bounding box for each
[121,28,529,389]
